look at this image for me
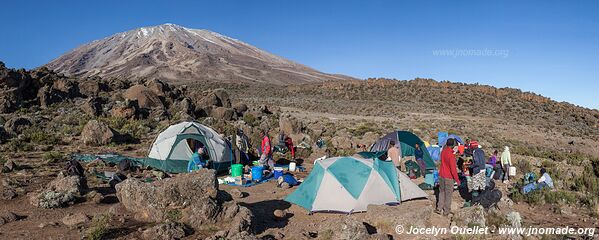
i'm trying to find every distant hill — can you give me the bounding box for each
[208,78,599,157]
[45,23,354,85]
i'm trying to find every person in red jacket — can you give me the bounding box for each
[259,130,274,168]
[436,138,461,216]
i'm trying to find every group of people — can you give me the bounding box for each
[435,138,554,215]
[387,141,427,175]
[187,128,296,172]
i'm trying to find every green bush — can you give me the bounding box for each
[486,211,509,228]
[42,151,65,163]
[5,138,32,152]
[242,113,258,127]
[22,128,61,144]
[572,164,599,194]
[349,124,378,136]
[166,209,182,222]
[86,214,111,240]
[544,191,578,205]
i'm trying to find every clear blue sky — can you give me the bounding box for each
[1,0,598,109]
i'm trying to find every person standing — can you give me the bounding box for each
[387,141,402,172]
[436,138,460,216]
[284,134,295,160]
[415,143,426,174]
[470,144,486,204]
[259,130,274,169]
[235,129,250,165]
[500,146,512,183]
[487,150,498,169]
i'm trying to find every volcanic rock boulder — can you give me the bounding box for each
[142,222,187,240]
[111,99,141,119]
[211,107,235,121]
[81,97,103,116]
[451,205,486,227]
[197,89,231,108]
[52,78,79,98]
[145,79,171,97]
[2,159,18,173]
[4,117,32,136]
[0,62,36,113]
[279,115,302,134]
[81,120,117,146]
[364,203,433,235]
[78,79,103,97]
[232,103,248,116]
[116,170,253,238]
[123,84,163,109]
[29,174,86,208]
[334,217,369,240]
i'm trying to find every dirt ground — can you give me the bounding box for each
[2,147,596,240]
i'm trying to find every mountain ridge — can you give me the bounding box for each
[45,23,355,85]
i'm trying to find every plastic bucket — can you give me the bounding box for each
[289,162,297,172]
[231,164,243,177]
[251,166,264,181]
[274,167,284,179]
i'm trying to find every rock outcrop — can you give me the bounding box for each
[116,170,252,238]
[29,174,86,208]
[81,120,117,146]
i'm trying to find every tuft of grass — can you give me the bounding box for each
[86,214,111,240]
[42,151,66,163]
[166,209,182,222]
[319,229,334,240]
[22,128,61,145]
[242,113,258,127]
[5,138,32,152]
[486,211,509,228]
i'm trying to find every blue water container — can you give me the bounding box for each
[251,166,264,181]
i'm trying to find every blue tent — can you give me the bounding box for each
[439,134,464,146]
[427,145,441,161]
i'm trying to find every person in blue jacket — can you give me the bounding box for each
[188,147,206,172]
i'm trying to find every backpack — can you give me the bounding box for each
[66,160,85,177]
[118,159,133,172]
[493,166,504,180]
[478,189,502,209]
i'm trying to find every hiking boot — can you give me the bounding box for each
[434,209,443,215]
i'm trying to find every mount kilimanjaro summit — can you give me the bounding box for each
[45,23,352,85]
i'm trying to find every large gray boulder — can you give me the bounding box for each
[29,174,86,208]
[116,170,252,238]
[197,89,231,108]
[78,79,102,97]
[334,217,369,240]
[123,84,163,109]
[81,120,116,146]
[451,205,486,228]
[142,222,187,240]
[110,99,140,119]
[81,97,103,117]
[211,107,235,121]
[363,202,433,236]
[279,115,302,135]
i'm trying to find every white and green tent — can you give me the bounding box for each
[285,156,427,213]
[147,121,233,173]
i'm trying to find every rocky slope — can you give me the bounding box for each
[45,23,353,85]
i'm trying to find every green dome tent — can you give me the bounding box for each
[370,130,436,171]
[284,156,427,213]
[147,121,233,173]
